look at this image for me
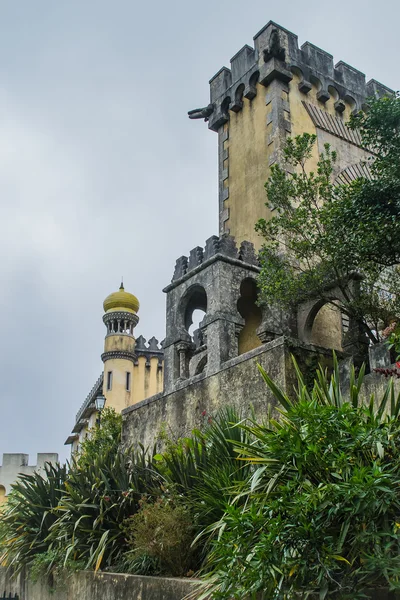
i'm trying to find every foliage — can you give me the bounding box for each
[159,407,252,539]
[198,356,400,599]
[0,407,251,579]
[29,548,85,588]
[48,446,164,572]
[381,322,400,362]
[122,495,194,577]
[114,550,161,576]
[0,462,67,572]
[256,94,400,344]
[76,407,122,469]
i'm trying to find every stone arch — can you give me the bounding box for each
[344,94,357,114]
[300,297,344,351]
[310,74,322,92]
[328,85,339,101]
[237,277,262,355]
[179,284,207,335]
[195,355,207,375]
[245,70,260,100]
[221,96,231,118]
[235,83,245,105]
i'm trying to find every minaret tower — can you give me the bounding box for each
[101,282,139,412]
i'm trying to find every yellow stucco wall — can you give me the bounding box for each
[238,310,262,355]
[224,75,371,352]
[103,357,134,413]
[0,485,6,507]
[311,304,343,351]
[132,356,163,404]
[288,73,371,174]
[104,334,135,354]
[224,83,274,248]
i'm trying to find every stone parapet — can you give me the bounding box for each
[206,21,394,132]
[0,453,59,496]
[169,234,259,286]
[122,337,335,450]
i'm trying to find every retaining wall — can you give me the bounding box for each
[0,567,200,600]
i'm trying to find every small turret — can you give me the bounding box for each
[101,283,139,412]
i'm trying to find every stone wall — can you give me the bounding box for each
[2,567,398,599]
[0,567,200,600]
[122,336,333,450]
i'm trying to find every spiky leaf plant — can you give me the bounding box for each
[197,356,400,600]
[0,462,67,572]
[49,446,164,572]
[160,407,253,536]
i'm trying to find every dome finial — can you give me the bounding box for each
[120,276,124,291]
[103,280,139,314]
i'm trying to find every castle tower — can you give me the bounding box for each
[101,283,139,412]
[189,20,393,352]
[190,21,393,249]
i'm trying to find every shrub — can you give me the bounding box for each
[49,446,164,571]
[123,495,194,577]
[198,357,400,600]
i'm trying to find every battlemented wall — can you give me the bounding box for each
[0,452,59,501]
[132,336,164,403]
[195,21,393,247]
[122,337,337,450]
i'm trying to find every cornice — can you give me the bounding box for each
[101,350,137,363]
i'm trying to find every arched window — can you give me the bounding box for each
[180,284,207,342]
[237,278,262,355]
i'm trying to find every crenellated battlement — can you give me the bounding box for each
[170,235,259,284]
[206,21,394,131]
[134,335,164,367]
[0,453,59,496]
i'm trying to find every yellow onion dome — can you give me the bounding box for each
[103,283,140,314]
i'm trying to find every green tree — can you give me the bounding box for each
[75,407,122,469]
[255,94,400,344]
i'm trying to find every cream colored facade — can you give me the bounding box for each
[0,453,59,506]
[66,285,163,454]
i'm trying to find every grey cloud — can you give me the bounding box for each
[0,0,397,464]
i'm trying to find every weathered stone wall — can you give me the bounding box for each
[0,567,200,600]
[122,337,332,450]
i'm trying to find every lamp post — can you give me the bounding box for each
[95,394,106,426]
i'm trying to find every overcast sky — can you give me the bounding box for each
[0,1,398,465]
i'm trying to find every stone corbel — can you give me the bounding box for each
[259,58,293,87]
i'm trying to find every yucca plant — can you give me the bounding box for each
[49,445,164,571]
[0,462,67,572]
[160,407,253,535]
[197,355,400,600]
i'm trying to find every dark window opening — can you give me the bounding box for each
[107,371,113,391]
[126,372,131,391]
